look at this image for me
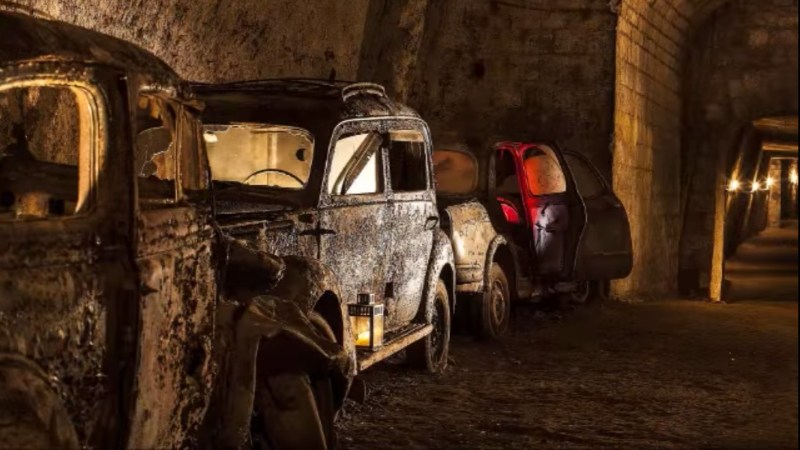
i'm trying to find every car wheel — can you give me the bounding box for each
[0,362,79,449]
[407,279,451,374]
[569,280,592,304]
[251,312,337,450]
[473,263,511,339]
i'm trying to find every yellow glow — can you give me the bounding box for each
[356,330,372,347]
[727,179,740,192]
[791,170,798,185]
[751,181,761,192]
[766,176,775,188]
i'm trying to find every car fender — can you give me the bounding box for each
[268,255,354,368]
[419,228,456,322]
[214,296,351,449]
[443,201,497,288]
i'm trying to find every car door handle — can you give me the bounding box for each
[425,216,439,230]
[299,228,337,236]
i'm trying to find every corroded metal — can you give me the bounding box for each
[195,79,456,378]
[1,11,349,450]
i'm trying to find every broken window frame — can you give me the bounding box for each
[203,122,316,190]
[322,118,388,204]
[0,75,104,223]
[134,89,180,207]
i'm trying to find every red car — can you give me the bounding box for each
[434,141,633,338]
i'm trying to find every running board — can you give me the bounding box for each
[357,324,433,372]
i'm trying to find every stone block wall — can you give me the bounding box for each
[408,0,618,174]
[611,0,691,299]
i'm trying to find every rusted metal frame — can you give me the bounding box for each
[317,116,433,209]
[358,323,433,371]
[0,63,107,230]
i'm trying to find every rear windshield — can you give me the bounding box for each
[203,123,314,189]
[522,145,566,196]
[432,149,478,194]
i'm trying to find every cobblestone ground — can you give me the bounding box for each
[336,224,798,449]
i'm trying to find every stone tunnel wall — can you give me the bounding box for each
[679,0,799,297]
[403,0,619,175]
[611,0,690,299]
[9,0,373,81]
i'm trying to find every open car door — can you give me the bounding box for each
[494,142,586,280]
[563,151,632,280]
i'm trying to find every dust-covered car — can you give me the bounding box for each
[193,79,456,379]
[433,141,632,338]
[0,11,346,450]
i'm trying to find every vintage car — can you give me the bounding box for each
[0,11,346,450]
[192,79,455,377]
[433,141,633,338]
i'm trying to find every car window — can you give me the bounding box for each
[203,123,313,189]
[522,145,566,196]
[136,94,178,205]
[495,150,519,194]
[0,84,96,221]
[179,109,209,196]
[564,153,605,198]
[433,149,478,194]
[388,129,427,192]
[328,132,384,195]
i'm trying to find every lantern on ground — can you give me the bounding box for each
[348,293,384,350]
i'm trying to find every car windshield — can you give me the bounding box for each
[203,123,314,189]
[432,149,478,194]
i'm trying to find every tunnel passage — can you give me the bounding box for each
[613,0,798,300]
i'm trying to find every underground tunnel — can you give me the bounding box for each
[0,0,797,449]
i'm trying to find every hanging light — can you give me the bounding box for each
[727,178,740,192]
[348,293,384,351]
[751,180,761,192]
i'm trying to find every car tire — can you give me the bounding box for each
[407,279,451,374]
[0,362,79,449]
[569,280,592,304]
[251,312,337,450]
[473,263,511,339]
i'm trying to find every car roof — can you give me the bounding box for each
[0,10,180,86]
[192,79,422,123]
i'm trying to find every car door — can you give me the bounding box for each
[489,147,533,266]
[516,143,586,279]
[563,151,633,280]
[125,86,216,449]
[385,123,436,329]
[0,70,128,446]
[318,120,391,310]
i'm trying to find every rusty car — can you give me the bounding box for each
[192,79,456,380]
[433,141,633,338]
[0,10,347,450]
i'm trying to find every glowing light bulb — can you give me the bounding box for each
[765,176,775,188]
[727,179,740,192]
[751,180,761,192]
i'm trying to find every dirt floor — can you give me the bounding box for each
[336,224,798,450]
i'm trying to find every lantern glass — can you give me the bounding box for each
[348,294,384,350]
